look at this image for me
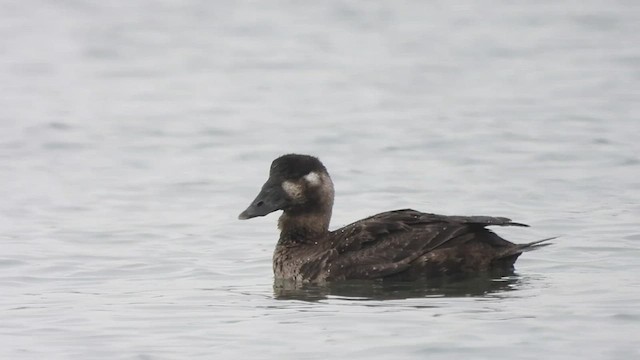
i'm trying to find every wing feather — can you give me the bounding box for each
[316,209,526,280]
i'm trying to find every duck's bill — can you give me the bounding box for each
[238,184,287,220]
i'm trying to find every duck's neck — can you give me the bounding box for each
[277,206,332,244]
[278,171,335,244]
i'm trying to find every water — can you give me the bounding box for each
[1,1,639,359]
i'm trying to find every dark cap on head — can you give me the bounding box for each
[269,154,327,180]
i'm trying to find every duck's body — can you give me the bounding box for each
[272,209,548,282]
[239,154,550,283]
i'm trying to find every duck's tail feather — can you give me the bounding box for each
[495,237,556,260]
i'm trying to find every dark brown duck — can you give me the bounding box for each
[239,154,551,283]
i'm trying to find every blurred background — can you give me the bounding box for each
[1,1,639,359]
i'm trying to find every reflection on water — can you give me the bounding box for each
[273,273,523,302]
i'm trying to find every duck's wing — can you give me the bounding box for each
[311,209,528,280]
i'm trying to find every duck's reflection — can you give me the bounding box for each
[273,272,523,301]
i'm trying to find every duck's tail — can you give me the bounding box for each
[492,237,555,267]
[498,237,555,258]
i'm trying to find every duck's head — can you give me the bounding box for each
[238,154,335,220]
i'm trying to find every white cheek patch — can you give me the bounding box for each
[303,172,321,187]
[282,181,303,199]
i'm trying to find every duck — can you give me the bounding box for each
[238,154,551,283]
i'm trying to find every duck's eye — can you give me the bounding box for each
[256,200,264,207]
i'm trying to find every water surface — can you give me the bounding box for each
[1,1,639,359]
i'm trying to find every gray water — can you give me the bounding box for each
[1,1,639,359]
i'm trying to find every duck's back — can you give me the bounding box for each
[276,209,547,282]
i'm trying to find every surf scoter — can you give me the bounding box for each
[239,154,551,282]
